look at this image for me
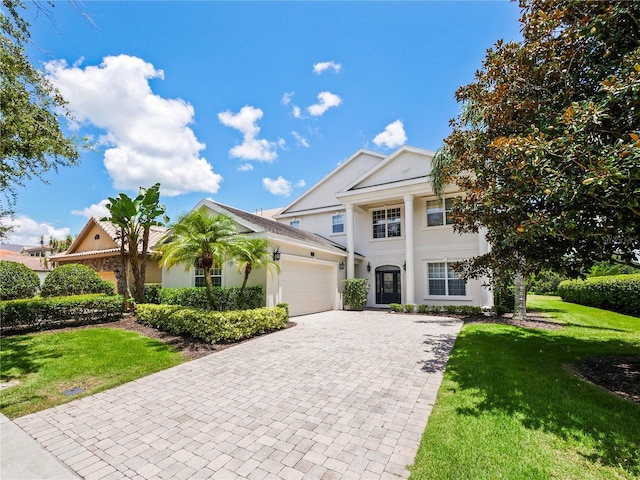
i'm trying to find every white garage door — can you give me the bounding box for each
[280,258,336,316]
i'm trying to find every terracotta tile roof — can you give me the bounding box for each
[93,217,167,250]
[0,255,50,271]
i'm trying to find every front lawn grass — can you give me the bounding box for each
[0,328,184,419]
[410,295,640,480]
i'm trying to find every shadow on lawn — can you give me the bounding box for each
[0,336,62,381]
[446,325,640,476]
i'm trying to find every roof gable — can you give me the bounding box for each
[345,145,436,192]
[277,149,385,216]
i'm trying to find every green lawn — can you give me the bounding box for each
[0,328,184,419]
[410,295,640,480]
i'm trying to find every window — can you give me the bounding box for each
[195,265,222,287]
[289,219,300,229]
[428,262,466,296]
[426,198,455,226]
[372,207,402,239]
[332,214,344,234]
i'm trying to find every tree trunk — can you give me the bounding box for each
[513,271,527,320]
[241,264,252,291]
[203,266,217,310]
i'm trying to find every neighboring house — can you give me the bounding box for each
[50,217,166,294]
[274,145,492,309]
[162,200,355,317]
[0,248,51,285]
[20,245,52,257]
[165,145,491,316]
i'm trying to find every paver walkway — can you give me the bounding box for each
[13,310,462,479]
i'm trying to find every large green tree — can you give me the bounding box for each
[433,0,639,319]
[0,0,87,238]
[156,209,236,309]
[229,236,280,291]
[102,183,168,303]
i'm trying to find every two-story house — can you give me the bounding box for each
[274,145,492,309]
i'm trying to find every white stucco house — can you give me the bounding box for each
[162,145,492,316]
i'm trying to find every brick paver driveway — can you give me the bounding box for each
[15,310,462,479]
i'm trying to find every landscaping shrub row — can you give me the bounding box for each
[136,303,289,344]
[0,294,125,332]
[557,274,640,316]
[143,285,264,311]
[389,303,486,316]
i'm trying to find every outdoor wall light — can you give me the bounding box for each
[310,252,315,257]
[339,261,345,270]
[403,261,407,271]
[272,247,281,262]
[367,262,371,272]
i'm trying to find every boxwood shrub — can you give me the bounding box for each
[557,274,640,316]
[41,264,114,297]
[159,286,264,311]
[136,303,289,344]
[0,260,40,300]
[0,294,124,332]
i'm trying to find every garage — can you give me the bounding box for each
[279,257,337,316]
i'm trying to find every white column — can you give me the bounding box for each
[404,194,415,304]
[345,203,355,279]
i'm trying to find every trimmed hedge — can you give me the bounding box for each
[557,274,640,316]
[159,286,264,311]
[0,294,125,332]
[41,264,114,297]
[136,303,289,344]
[343,278,370,311]
[0,260,40,300]
[390,303,485,316]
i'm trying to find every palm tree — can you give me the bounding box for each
[229,237,281,291]
[156,209,236,309]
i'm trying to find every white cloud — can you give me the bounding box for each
[373,120,407,149]
[292,105,303,119]
[218,105,278,162]
[45,54,222,196]
[292,131,310,148]
[281,91,295,105]
[262,176,293,197]
[295,180,306,188]
[4,215,71,246]
[313,61,342,74]
[307,91,342,117]
[237,163,254,172]
[71,199,110,219]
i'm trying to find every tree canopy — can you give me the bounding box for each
[0,0,88,238]
[433,0,640,300]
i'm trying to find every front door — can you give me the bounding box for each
[375,266,401,304]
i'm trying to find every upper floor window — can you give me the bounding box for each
[195,265,222,287]
[426,197,455,227]
[372,207,402,239]
[427,262,466,296]
[289,219,300,229]
[332,214,344,234]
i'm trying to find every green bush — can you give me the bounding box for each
[143,283,162,304]
[343,278,370,310]
[494,282,515,313]
[557,274,640,316]
[136,303,289,343]
[159,286,264,311]
[41,264,114,297]
[403,303,415,313]
[0,260,40,300]
[529,269,568,295]
[389,303,403,312]
[0,294,124,332]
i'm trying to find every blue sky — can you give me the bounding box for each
[5,0,521,245]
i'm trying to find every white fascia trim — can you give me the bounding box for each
[267,232,348,258]
[276,204,346,218]
[336,178,433,204]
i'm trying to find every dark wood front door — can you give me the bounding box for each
[375,266,401,304]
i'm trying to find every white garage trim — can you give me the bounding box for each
[278,255,338,317]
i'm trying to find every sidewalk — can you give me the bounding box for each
[1,413,80,479]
